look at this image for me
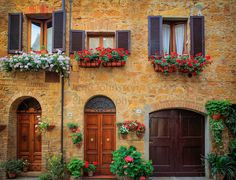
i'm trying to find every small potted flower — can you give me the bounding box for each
[71,128,83,148]
[136,123,146,138]
[74,49,101,68]
[22,159,30,172]
[124,120,139,132]
[118,124,129,139]
[98,47,129,67]
[36,121,55,133]
[0,159,23,179]
[67,158,84,180]
[84,161,97,177]
[67,122,79,132]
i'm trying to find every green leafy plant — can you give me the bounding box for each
[117,121,146,138]
[209,119,225,147]
[110,146,153,178]
[229,139,236,160]
[204,153,236,180]
[46,154,65,180]
[38,173,53,180]
[0,159,23,174]
[37,121,50,133]
[67,158,84,178]
[67,122,78,130]
[84,161,97,173]
[136,160,154,177]
[71,132,83,145]
[118,124,129,135]
[205,100,231,118]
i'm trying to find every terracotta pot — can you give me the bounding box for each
[7,172,17,179]
[71,128,77,133]
[123,176,133,180]
[0,125,6,132]
[213,174,224,180]
[47,125,55,131]
[79,61,100,68]
[140,176,147,180]
[102,61,126,67]
[212,114,222,120]
[88,171,94,177]
[136,132,144,139]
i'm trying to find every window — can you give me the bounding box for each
[28,19,52,53]
[87,32,115,49]
[162,21,187,55]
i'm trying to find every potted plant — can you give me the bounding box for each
[98,47,128,67]
[0,159,23,179]
[74,49,101,68]
[118,124,129,139]
[67,122,79,132]
[136,160,154,180]
[36,121,55,133]
[84,161,97,177]
[22,159,30,172]
[136,123,146,138]
[124,120,139,132]
[67,158,84,180]
[71,129,83,148]
[110,146,154,179]
[204,153,236,180]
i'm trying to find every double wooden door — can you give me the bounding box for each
[84,113,116,175]
[17,112,42,171]
[149,109,205,176]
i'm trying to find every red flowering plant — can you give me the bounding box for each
[74,49,101,65]
[177,53,211,76]
[123,120,139,132]
[84,161,97,173]
[136,123,146,138]
[97,47,129,63]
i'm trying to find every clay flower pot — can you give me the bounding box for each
[70,128,77,133]
[7,172,17,179]
[213,174,224,180]
[140,176,147,180]
[47,125,55,131]
[88,171,94,177]
[212,114,222,120]
[79,61,101,68]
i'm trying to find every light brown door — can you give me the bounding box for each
[17,112,42,171]
[85,113,116,175]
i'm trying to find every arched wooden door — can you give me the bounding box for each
[17,98,42,171]
[149,109,205,176]
[84,96,116,175]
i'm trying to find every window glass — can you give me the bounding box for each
[175,24,185,55]
[47,21,52,53]
[162,24,170,54]
[31,22,41,51]
[89,37,100,49]
[103,37,114,48]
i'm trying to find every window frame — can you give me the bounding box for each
[27,18,52,52]
[86,32,115,49]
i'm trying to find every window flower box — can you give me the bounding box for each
[102,61,126,67]
[149,52,211,76]
[0,50,70,75]
[78,61,101,68]
[75,49,101,68]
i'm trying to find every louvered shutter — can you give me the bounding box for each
[116,30,131,53]
[148,16,163,56]
[52,10,66,52]
[70,30,85,54]
[190,16,205,56]
[8,13,23,54]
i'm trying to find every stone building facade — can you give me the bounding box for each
[0,0,235,178]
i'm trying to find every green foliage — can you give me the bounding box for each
[37,121,50,133]
[224,108,236,135]
[46,155,65,180]
[110,146,153,178]
[71,132,83,144]
[0,159,23,174]
[204,153,236,180]
[209,119,225,147]
[67,122,78,129]
[38,173,53,180]
[118,125,129,135]
[229,139,236,160]
[84,161,97,172]
[205,100,231,117]
[67,158,84,178]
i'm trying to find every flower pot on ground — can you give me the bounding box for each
[7,172,17,179]
[213,174,224,180]
[67,158,84,179]
[84,161,97,176]
[88,171,94,177]
[0,159,23,179]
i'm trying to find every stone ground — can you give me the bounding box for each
[14,177,211,180]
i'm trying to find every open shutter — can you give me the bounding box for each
[52,10,66,52]
[190,16,205,56]
[8,13,23,54]
[116,30,131,53]
[70,30,85,54]
[148,16,162,56]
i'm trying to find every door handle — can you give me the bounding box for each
[106,138,110,142]
[90,138,94,142]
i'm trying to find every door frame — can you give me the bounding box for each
[144,107,211,178]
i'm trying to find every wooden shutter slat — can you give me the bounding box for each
[148,16,163,56]
[190,16,205,56]
[116,30,131,53]
[8,13,23,54]
[52,10,66,52]
[70,30,85,54]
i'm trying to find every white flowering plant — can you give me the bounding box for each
[0,50,70,75]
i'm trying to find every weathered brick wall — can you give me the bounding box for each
[0,0,235,177]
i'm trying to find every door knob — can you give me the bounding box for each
[106,138,110,142]
[90,138,94,142]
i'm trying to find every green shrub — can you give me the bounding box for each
[0,159,23,174]
[46,155,65,179]
[38,172,52,180]
[67,122,78,129]
[67,158,84,178]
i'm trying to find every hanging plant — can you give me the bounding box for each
[68,125,83,148]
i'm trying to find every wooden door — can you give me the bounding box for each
[149,109,205,176]
[85,113,116,175]
[17,112,42,171]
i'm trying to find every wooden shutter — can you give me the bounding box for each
[116,30,131,53]
[52,10,66,52]
[190,16,205,56]
[8,13,23,54]
[148,16,162,56]
[69,30,85,54]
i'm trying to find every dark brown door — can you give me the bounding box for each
[17,111,42,171]
[85,113,116,175]
[149,109,205,176]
